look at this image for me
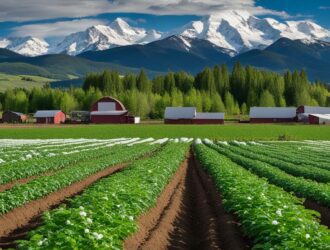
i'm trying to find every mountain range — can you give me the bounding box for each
[0,10,329,83]
[1,10,329,57]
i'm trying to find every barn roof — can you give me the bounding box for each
[301,106,330,114]
[249,107,296,118]
[309,113,330,119]
[94,96,126,110]
[165,107,196,119]
[196,112,225,119]
[4,111,24,116]
[90,111,128,116]
[34,110,63,118]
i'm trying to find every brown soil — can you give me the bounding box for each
[0,147,162,249]
[304,200,330,228]
[124,151,251,250]
[0,152,114,193]
[0,163,126,239]
[0,176,38,193]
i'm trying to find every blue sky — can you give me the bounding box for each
[0,0,329,40]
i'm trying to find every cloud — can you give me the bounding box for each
[10,19,107,38]
[319,6,330,10]
[0,0,290,22]
[0,0,112,22]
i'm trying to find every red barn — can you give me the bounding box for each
[34,110,66,124]
[164,107,224,124]
[308,114,330,125]
[249,107,297,123]
[2,111,28,123]
[297,106,330,122]
[90,97,140,124]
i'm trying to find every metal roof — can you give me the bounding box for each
[309,114,330,119]
[164,107,196,119]
[196,112,224,119]
[90,111,128,116]
[34,110,63,118]
[249,107,296,118]
[302,106,330,114]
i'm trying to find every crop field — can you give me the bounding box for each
[1,124,330,140]
[0,138,329,249]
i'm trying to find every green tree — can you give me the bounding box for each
[259,90,276,107]
[137,70,150,92]
[224,92,236,115]
[60,92,77,113]
[211,93,225,112]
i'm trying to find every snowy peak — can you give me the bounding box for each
[0,36,49,57]
[171,10,330,55]
[53,18,162,55]
[0,11,329,57]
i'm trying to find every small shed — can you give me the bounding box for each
[90,97,140,124]
[70,111,91,124]
[164,107,224,124]
[297,106,330,122]
[308,114,330,125]
[34,110,66,124]
[2,111,28,123]
[249,107,297,123]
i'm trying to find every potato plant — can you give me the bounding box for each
[195,143,330,249]
[18,142,190,249]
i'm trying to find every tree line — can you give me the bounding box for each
[0,62,329,119]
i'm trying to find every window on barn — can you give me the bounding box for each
[98,102,116,111]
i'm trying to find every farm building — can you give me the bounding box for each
[297,106,330,122]
[69,111,91,124]
[90,97,140,124]
[164,107,224,124]
[308,114,330,125]
[2,111,28,123]
[34,110,66,124]
[249,107,297,123]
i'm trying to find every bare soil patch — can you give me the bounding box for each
[125,151,251,250]
[304,200,330,228]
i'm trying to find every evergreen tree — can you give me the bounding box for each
[137,70,150,92]
[259,90,276,107]
[211,93,225,112]
[224,92,236,114]
[230,62,246,105]
[241,102,248,115]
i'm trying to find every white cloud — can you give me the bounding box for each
[319,6,330,10]
[0,0,290,22]
[10,19,107,38]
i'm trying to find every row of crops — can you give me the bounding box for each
[0,138,329,249]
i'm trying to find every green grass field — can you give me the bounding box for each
[0,73,56,92]
[0,124,329,140]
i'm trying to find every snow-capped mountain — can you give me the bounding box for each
[0,37,49,57]
[52,18,162,55]
[0,11,329,57]
[169,10,330,55]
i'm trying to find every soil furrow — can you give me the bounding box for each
[0,153,112,193]
[303,200,330,228]
[0,146,163,248]
[125,150,250,250]
[124,153,189,250]
[0,163,127,244]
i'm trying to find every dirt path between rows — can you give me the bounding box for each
[0,163,127,248]
[125,151,251,250]
[0,153,116,193]
[304,200,330,228]
[0,147,163,249]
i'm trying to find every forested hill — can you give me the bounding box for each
[1,63,329,119]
